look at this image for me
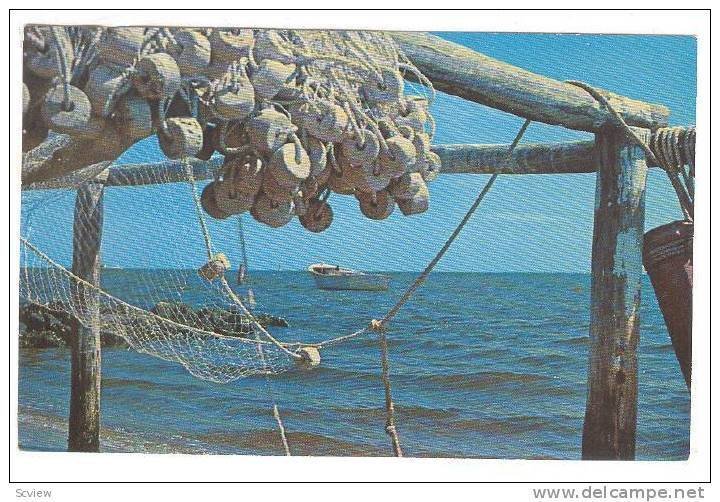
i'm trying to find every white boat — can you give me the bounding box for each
[307,263,390,291]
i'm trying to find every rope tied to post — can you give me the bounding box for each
[566,80,694,220]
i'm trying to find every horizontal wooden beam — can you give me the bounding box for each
[435,140,596,174]
[26,157,224,190]
[392,32,670,132]
[25,141,601,191]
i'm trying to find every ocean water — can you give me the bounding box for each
[18,271,690,459]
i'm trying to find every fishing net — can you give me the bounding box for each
[21,26,437,384]
[20,160,303,383]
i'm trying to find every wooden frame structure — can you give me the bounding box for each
[21,30,678,460]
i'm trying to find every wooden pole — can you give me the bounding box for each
[68,174,107,452]
[391,32,669,132]
[582,125,650,460]
[435,141,597,175]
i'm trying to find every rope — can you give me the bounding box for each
[273,404,291,456]
[185,160,293,455]
[184,162,301,360]
[19,236,283,347]
[356,118,532,457]
[238,215,250,276]
[49,27,72,111]
[566,80,694,220]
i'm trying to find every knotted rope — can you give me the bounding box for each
[362,118,533,457]
[185,161,292,456]
[566,80,694,220]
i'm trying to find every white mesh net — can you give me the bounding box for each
[21,26,435,384]
[20,162,303,383]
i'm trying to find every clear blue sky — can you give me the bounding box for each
[22,33,696,272]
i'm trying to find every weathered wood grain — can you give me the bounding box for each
[68,175,107,452]
[582,126,650,460]
[435,141,597,174]
[392,32,669,132]
[21,128,135,188]
[25,141,599,191]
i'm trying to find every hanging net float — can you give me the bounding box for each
[21,27,439,233]
[198,252,231,281]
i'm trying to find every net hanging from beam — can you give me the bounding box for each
[20,27,438,384]
[20,166,304,383]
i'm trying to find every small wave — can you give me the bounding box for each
[196,429,389,456]
[518,353,571,367]
[645,342,674,353]
[329,404,460,423]
[428,371,551,390]
[556,335,588,346]
[449,415,555,435]
[103,377,163,390]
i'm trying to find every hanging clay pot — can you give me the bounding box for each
[303,102,349,143]
[250,59,296,100]
[22,83,31,116]
[396,181,429,216]
[41,84,93,136]
[340,129,381,166]
[213,80,255,121]
[158,117,204,159]
[642,220,693,389]
[247,108,297,154]
[213,179,255,215]
[208,29,254,67]
[174,30,212,77]
[253,30,295,64]
[113,93,154,140]
[268,142,311,187]
[97,27,146,67]
[84,65,130,117]
[198,252,231,281]
[201,181,231,220]
[133,52,181,101]
[356,189,395,220]
[250,192,294,228]
[362,68,404,104]
[379,135,417,177]
[299,199,333,233]
[326,149,358,194]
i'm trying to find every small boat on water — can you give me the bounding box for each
[308,263,390,291]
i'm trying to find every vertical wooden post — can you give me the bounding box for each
[68,175,106,452]
[582,126,649,460]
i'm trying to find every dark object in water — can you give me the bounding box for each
[19,301,288,349]
[643,220,693,390]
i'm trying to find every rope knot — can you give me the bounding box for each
[369,319,385,332]
[385,424,397,436]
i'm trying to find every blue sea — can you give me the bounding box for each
[18,271,690,459]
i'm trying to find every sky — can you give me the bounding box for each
[22,33,697,273]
